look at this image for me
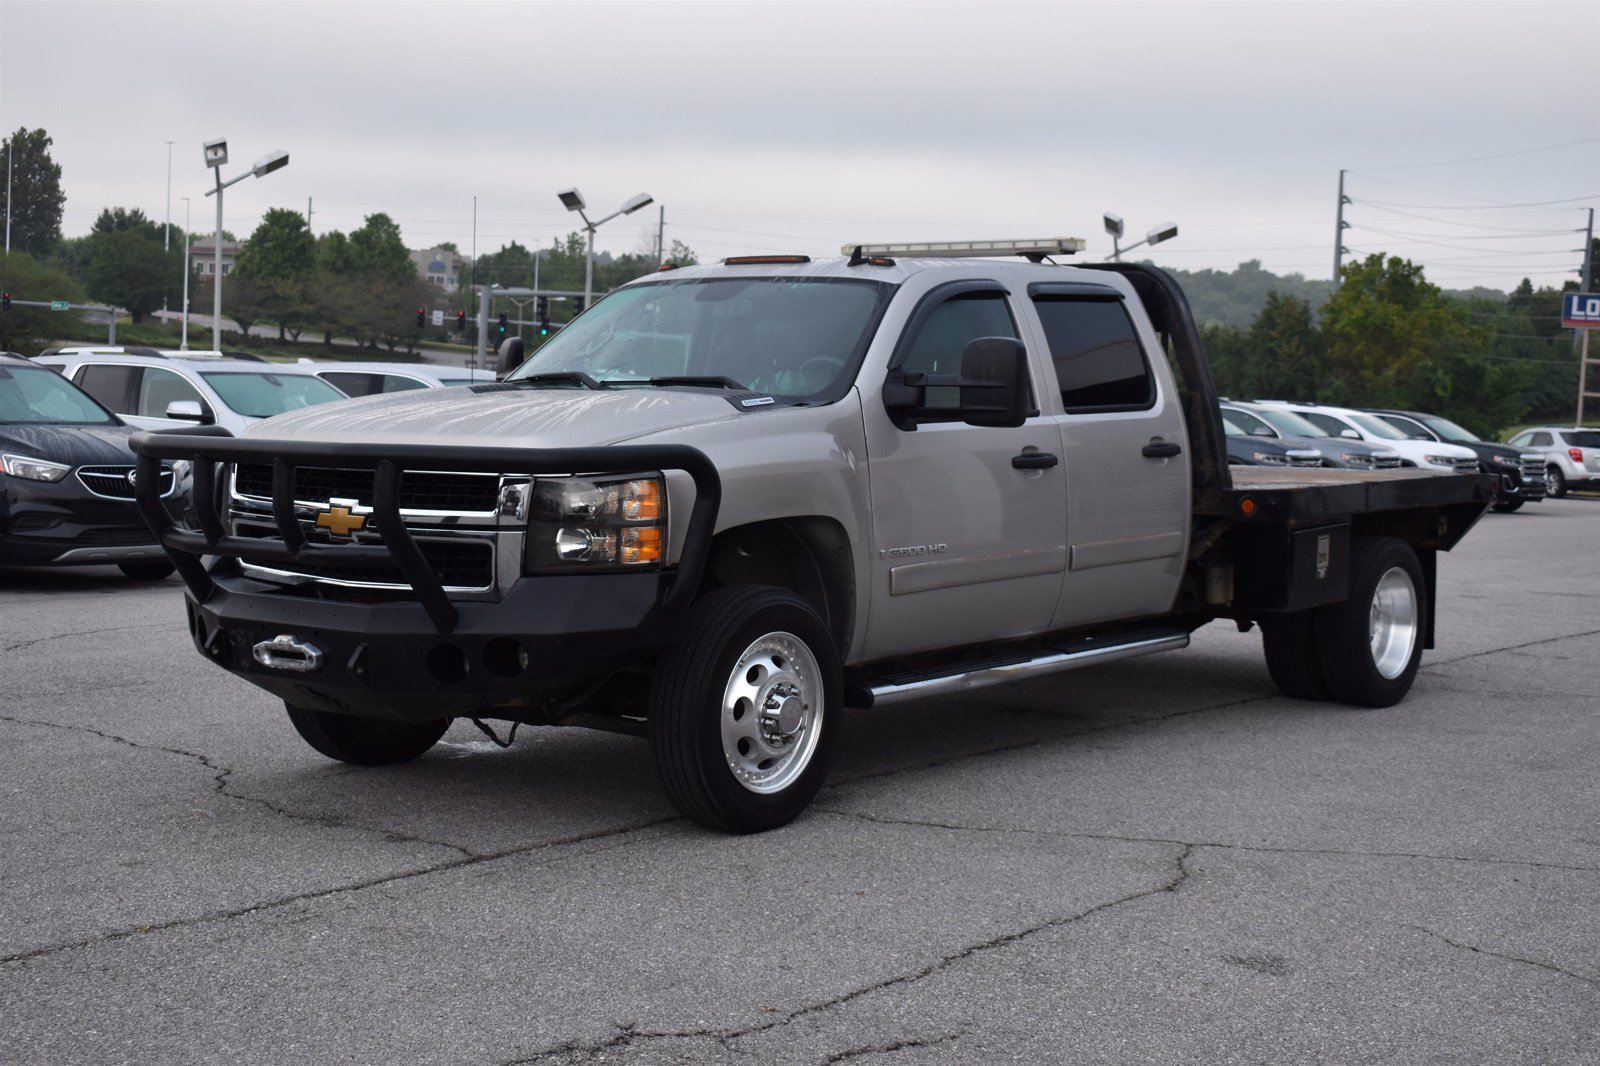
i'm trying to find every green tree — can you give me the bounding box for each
[1239,292,1322,400]
[1320,254,1485,407]
[91,207,162,240]
[82,227,176,323]
[315,231,357,275]
[2,128,67,258]
[235,208,315,280]
[347,213,413,282]
[0,251,85,351]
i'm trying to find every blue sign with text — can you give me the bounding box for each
[1562,292,1600,329]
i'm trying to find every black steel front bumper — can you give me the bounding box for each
[1,472,178,567]
[130,426,722,720]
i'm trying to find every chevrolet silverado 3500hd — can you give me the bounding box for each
[131,240,1492,831]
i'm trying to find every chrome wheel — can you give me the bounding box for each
[1368,566,1418,680]
[720,630,824,795]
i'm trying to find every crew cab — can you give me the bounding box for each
[130,240,1492,832]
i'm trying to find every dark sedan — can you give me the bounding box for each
[0,353,188,579]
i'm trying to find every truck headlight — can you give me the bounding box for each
[1,454,71,482]
[1423,455,1456,469]
[524,473,666,572]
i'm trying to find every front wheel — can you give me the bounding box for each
[286,704,449,765]
[1545,466,1567,498]
[1314,537,1425,707]
[649,586,841,833]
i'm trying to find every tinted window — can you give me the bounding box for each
[76,364,137,413]
[319,372,383,397]
[900,293,1017,377]
[1300,411,1359,438]
[380,374,428,393]
[1379,414,1433,440]
[1561,430,1600,447]
[1222,407,1273,436]
[1033,298,1153,411]
[0,366,118,424]
[1530,432,1552,446]
[199,372,346,417]
[136,366,206,418]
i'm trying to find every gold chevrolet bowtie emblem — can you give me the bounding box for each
[315,505,366,537]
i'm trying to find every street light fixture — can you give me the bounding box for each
[1103,211,1178,262]
[558,187,654,310]
[202,139,290,350]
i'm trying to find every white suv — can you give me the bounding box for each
[295,360,495,397]
[1255,401,1478,472]
[34,350,349,435]
[1505,426,1600,497]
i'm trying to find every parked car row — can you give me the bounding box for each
[1217,399,1566,513]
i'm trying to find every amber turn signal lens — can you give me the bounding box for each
[621,527,663,564]
[1239,497,1256,515]
[622,479,662,521]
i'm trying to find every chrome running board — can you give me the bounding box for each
[857,630,1190,709]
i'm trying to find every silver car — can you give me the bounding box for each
[1505,426,1600,497]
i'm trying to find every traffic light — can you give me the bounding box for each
[456,309,466,331]
[1,292,10,311]
[536,296,549,317]
[498,312,508,335]
[416,307,425,328]
[538,313,550,337]
[571,295,586,314]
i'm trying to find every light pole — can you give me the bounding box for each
[1104,213,1178,262]
[202,138,289,350]
[557,188,653,309]
[163,140,173,318]
[180,196,192,349]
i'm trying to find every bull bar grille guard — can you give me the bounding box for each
[129,425,722,635]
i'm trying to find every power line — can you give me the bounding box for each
[1353,194,1598,212]
[1347,200,1581,234]
[1350,136,1600,173]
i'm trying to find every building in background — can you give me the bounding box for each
[410,246,464,291]
[190,238,241,277]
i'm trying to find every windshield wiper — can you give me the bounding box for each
[506,372,603,390]
[625,375,749,390]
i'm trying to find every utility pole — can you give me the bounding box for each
[5,136,11,253]
[307,196,312,235]
[181,197,192,349]
[656,204,665,268]
[1332,169,1350,291]
[163,141,174,319]
[1583,207,1595,293]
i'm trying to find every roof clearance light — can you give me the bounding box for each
[839,237,1086,259]
[722,255,812,265]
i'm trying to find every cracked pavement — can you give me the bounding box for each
[2,499,1597,1064]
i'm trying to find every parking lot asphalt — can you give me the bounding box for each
[2,499,1596,1065]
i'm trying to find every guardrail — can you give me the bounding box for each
[129,425,722,633]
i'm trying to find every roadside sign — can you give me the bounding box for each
[431,309,444,326]
[49,300,70,311]
[1561,292,1600,329]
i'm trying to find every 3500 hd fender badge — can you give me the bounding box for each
[881,543,948,559]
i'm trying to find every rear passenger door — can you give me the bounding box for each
[1027,285,1190,629]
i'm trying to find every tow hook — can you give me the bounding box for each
[252,634,325,674]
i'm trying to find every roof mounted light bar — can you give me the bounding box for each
[839,237,1086,260]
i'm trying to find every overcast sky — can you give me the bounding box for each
[3,0,1597,291]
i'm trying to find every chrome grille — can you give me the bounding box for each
[1373,455,1402,469]
[233,519,495,589]
[1452,457,1480,473]
[77,464,175,500]
[1288,452,1324,468]
[233,464,501,513]
[1521,456,1544,481]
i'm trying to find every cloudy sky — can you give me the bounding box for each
[3,0,1597,291]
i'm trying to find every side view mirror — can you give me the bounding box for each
[883,336,1030,430]
[166,399,213,425]
[497,337,526,376]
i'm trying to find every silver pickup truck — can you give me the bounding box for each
[131,240,1492,832]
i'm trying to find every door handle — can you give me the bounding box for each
[1012,452,1059,470]
[1142,440,1182,459]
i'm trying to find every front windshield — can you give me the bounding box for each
[1254,407,1327,439]
[1419,415,1479,443]
[200,371,347,418]
[508,276,895,402]
[1348,413,1408,440]
[0,365,117,425]
[1221,407,1273,436]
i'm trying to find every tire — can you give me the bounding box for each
[285,703,449,765]
[118,559,176,580]
[1545,465,1567,498]
[1491,499,1524,513]
[649,585,842,833]
[1314,537,1425,708]
[1260,610,1328,700]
